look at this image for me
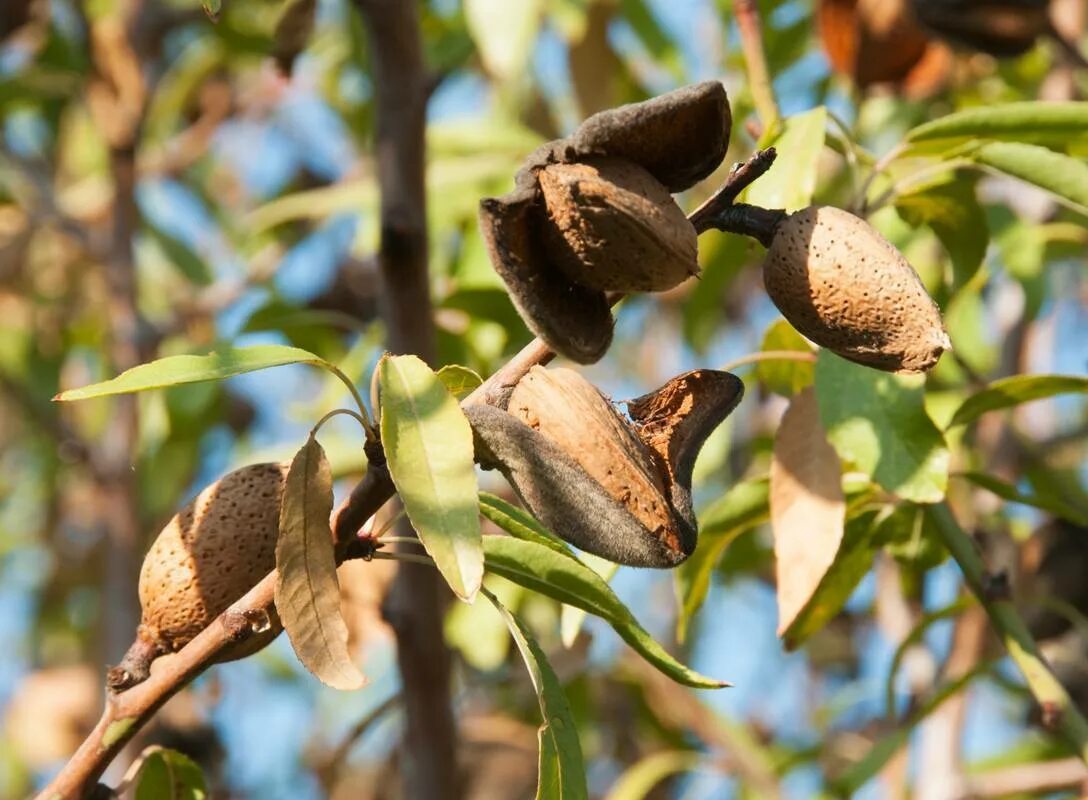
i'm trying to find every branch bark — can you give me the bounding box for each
[352,1,460,798]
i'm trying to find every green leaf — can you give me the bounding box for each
[54,345,329,402]
[560,553,619,648]
[871,503,947,569]
[483,535,728,688]
[603,751,703,800]
[202,0,222,21]
[815,352,949,503]
[380,355,483,601]
[484,589,588,800]
[436,364,484,400]
[145,224,213,286]
[479,492,573,556]
[465,0,543,82]
[675,478,770,642]
[956,471,1088,526]
[756,319,815,396]
[948,374,1088,428]
[781,510,880,649]
[133,747,208,800]
[275,437,366,690]
[746,106,827,212]
[970,142,1088,213]
[906,102,1088,145]
[895,174,988,289]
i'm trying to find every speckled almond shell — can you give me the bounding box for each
[538,158,698,292]
[138,462,289,656]
[762,206,950,373]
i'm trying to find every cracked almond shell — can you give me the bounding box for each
[138,461,289,656]
[762,205,950,373]
[467,366,743,567]
[479,81,731,364]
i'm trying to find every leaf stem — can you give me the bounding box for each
[329,365,377,442]
[372,550,436,569]
[312,407,371,438]
[929,502,1088,763]
[719,350,817,373]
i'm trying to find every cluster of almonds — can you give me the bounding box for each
[112,82,952,685]
[480,82,949,374]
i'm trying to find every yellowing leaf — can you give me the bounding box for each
[380,355,483,601]
[771,388,846,637]
[275,437,366,691]
[436,364,484,400]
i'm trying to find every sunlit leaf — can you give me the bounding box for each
[483,536,728,688]
[436,364,484,400]
[675,478,769,642]
[772,388,846,637]
[948,374,1088,428]
[906,102,1088,145]
[746,106,827,212]
[756,319,815,396]
[871,503,947,569]
[275,437,366,691]
[815,352,949,503]
[202,0,222,22]
[971,142,1088,213]
[485,589,588,800]
[380,355,483,601]
[133,747,207,800]
[560,552,619,648]
[54,345,329,401]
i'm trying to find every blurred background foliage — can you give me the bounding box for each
[1,0,1087,797]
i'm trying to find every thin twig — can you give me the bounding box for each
[734,0,779,134]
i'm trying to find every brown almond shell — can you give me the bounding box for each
[466,403,694,567]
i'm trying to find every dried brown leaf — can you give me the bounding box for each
[275,436,366,690]
[771,387,846,636]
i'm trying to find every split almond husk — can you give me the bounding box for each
[467,366,743,567]
[108,462,288,690]
[762,205,950,373]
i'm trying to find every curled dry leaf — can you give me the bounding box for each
[109,462,290,690]
[762,205,950,373]
[275,436,366,691]
[771,387,846,638]
[479,81,731,364]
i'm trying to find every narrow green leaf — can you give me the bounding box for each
[380,355,482,601]
[746,106,827,212]
[948,374,1088,428]
[202,0,222,21]
[756,320,815,396]
[675,478,770,642]
[54,345,328,402]
[484,589,588,800]
[955,471,1088,526]
[603,751,703,800]
[436,364,484,400]
[815,351,949,503]
[133,747,208,800]
[871,503,948,569]
[484,536,728,688]
[479,492,573,555]
[906,102,1088,144]
[275,437,366,691]
[560,553,619,648]
[781,511,880,649]
[971,142,1088,212]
